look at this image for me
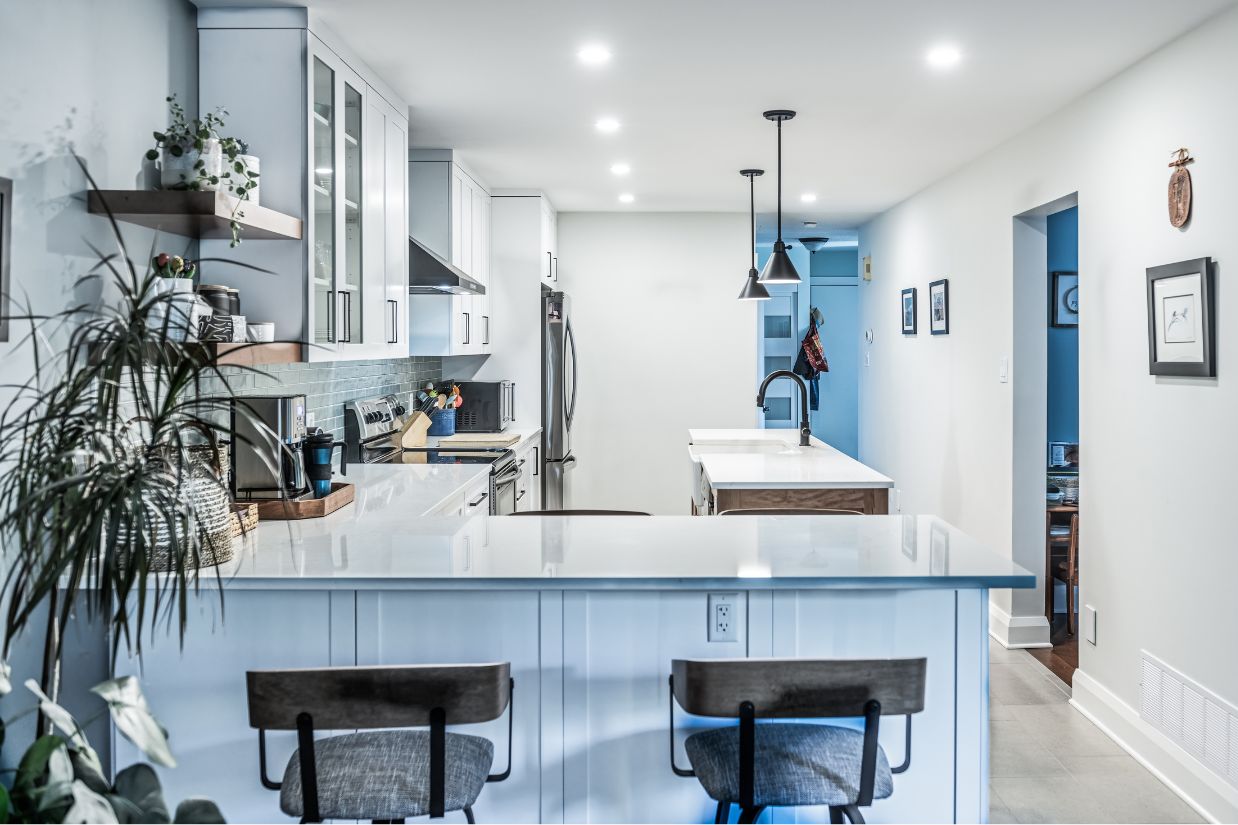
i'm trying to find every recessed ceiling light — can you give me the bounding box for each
[926,44,962,69]
[595,116,621,134]
[610,162,631,176]
[618,193,635,204]
[577,43,612,66]
[800,193,817,203]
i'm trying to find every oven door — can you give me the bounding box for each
[492,461,521,516]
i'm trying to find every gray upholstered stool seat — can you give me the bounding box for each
[280,730,494,820]
[685,723,894,808]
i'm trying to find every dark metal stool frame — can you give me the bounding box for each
[667,658,925,825]
[248,663,515,824]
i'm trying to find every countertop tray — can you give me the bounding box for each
[254,483,355,520]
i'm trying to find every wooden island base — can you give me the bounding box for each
[713,486,889,515]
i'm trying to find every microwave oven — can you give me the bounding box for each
[455,381,514,432]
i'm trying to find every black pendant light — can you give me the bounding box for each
[737,169,770,301]
[758,109,802,284]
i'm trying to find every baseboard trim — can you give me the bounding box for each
[1071,668,1238,824]
[988,601,1051,648]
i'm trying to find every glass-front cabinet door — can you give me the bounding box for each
[311,54,335,347]
[308,38,366,355]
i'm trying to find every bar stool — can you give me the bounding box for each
[246,663,514,823]
[668,657,926,824]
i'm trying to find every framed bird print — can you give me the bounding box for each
[1147,257,1214,377]
[901,287,917,335]
[929,278,949,335]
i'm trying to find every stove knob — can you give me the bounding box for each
[366,411,379,423]
[393,404,406,416]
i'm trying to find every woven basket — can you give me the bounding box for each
[229,502,259,537]
[143,443,236,571]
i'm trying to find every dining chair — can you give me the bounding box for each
[1049,513,1080,634]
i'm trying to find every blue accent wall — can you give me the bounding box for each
[1047,207,1078,445]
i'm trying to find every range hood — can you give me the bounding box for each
[408,236,486,295]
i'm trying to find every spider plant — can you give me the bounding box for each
[0,154,276,700]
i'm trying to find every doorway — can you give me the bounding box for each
[1004,193,1078,658]
[1029,205,1080,683]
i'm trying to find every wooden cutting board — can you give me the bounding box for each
[434,432,521,448]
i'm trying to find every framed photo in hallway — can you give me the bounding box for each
[929,278,949,334]
[1052,270,1078,327]
[1147,257,1215,377]
[0,176,11,342]
[901,287,917,334]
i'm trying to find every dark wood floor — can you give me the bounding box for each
[1027,611,1079,685]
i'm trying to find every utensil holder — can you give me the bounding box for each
[427,408,456,436]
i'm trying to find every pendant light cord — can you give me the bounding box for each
[776,119,783,243]
[749,173,756,264]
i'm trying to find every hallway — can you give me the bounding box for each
[989,641,1201,823]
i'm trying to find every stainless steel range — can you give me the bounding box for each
[343,394,521,515]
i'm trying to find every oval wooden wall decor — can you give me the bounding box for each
[1168,148,1193,228]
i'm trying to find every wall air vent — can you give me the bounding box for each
[1140,650,1238,788]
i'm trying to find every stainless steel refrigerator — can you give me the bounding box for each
[542,288,577,509]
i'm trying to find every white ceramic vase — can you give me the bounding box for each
[150,277,198,341]
[161,138,222,191]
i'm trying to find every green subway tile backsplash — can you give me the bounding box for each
[197,357,442,440]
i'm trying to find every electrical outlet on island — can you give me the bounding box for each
[708,593,739,643]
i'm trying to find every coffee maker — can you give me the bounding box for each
[231,395,309,500]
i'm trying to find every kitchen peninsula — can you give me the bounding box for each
[690,429,895,515]
[114,465,1031,825]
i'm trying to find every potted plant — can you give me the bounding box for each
[0,157,277,821]
[150,252,201,341]
[147,95,225,192]
[147,97,261,246]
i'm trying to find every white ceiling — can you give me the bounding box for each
[299,0,1233,235]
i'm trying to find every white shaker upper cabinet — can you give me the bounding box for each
[408,151,492,357]
[197,8,409,362]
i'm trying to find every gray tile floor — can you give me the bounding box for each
[988,640,1203,824]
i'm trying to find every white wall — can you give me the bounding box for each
[557,212,757,514]
[857,6,1238,818]
[0,0,199,768]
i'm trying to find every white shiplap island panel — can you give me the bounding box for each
[108,467,1031,824]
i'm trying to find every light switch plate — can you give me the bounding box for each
[999,356,1009,383]
[864,351,871,367]
[1083,605,1097,644]
[306,411,316,427]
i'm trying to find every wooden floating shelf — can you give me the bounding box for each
[88,341,303,368]
[88,190,303,241]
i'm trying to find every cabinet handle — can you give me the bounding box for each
[387,299,399,344]
[533,446,539,476]
[547,251,552,281]
[462,311,470,345]
[468,492,488,508]
[509,383,516,421]
[340,292,352,343]
[516,490,526,501]
[483,315,490,345]
[553,256,559,282]
[327,289,336,343]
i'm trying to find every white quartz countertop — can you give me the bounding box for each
[323,428,542,517]
[212,468,1030,591]
[688,429,894,490]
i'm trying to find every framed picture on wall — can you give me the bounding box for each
[0,176,11,342]
[900,287,917,335]
[1052,271,1078,327]
[928,278,949,335]
[1147,257,1215,377]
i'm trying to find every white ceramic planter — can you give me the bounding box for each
[161,138,222,190]
[239,154,260,204]
[150,278,198,341]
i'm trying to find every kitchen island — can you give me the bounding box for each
[689,428,895,515]
[103,465,1031,825]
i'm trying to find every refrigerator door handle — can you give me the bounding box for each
[565,316,578,428]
